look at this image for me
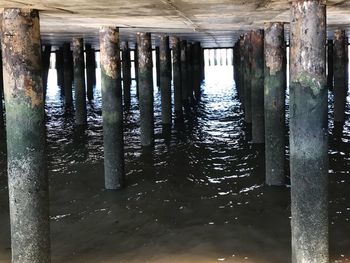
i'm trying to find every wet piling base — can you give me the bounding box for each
[73,37,87,126]
[99,27,125,189]
[264,22,286,186]
[2,8,50,263]
[159,35,172,125]
[171,37,183,121]
[334,29,347,123]
[122,41,131,107]
[250,30,265,144]
[137,32,154,147]
[63,42,73,106]
[290,1,328,262]
[156,46,160,87]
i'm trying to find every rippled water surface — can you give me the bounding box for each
[0,63,350,263]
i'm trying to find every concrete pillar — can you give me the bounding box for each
[171,37,183,120]
[334,29,347,123]
[0,51,4,127]
[99,27,125,189]
[243,32,252,123]
[251,30,265,143]
[63,42,73,106]
[122,41,132,106]
[73,37,87,126]
[2,8,50,262]
[137,32,154,147]
[214,48,218,66]
[193,42,201,100]
[42,45,51,100]
[200,47,205,81]
[159,35,172,124]
[290,1,328,262]
[56,48,64,88]
[187,43,194,103]
[135,42,140,98]
[85,44,95,101]
[155,46,160,87]
[238,36,245,104]
[327,40,334,90]
[181,40,189,105]
[264,22,286,186]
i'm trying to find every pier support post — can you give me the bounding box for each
[42,45,51,100]
[181,40,189,106]
[73,37,87,125]
[193,42,201,100]
[135,42,140,98]
[100,27,125,189]
[63,42,73,106]
[243,33,252,123]
[0,51,3,127]
[160,35,172,124]
[122,41,131,106]
[85,44,95,101]
[264,22,286,185]
[56,47,64,92]
[334,29,347,123]
[327,39,334,90]
[251,30,265,143]
[290,1,328,262]
[156,46,160,87]
[187,43,194,103]
[171,37,183,120]
[2,8,50,262]
[137,32,154,147]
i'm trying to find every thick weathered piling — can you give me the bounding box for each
[100,27,125,189]
[122,41,131,106]
[63,42,73,106]
[73,37,87,125]
[251,30,265,143]
[159,35,172,124]
[181,40,189,105]
[85,44,95,101]
[42,45,51,100]
[156,46,160,87]
[243,33,252,123]
[327,39,334,90]
[264,22,286,186]
[334,29,347,123]
[171,37,183,119]
[137,32,154,146]
[290,1,328,262]
[2,8,50,263]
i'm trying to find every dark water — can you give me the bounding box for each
[0,63,349,263]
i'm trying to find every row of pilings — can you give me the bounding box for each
[0,8,206,263]
[0,0,344,262]
[233,1,349,263]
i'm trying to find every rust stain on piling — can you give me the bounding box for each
[264,22,284,76]
[137,32,152,73]
[2,8,43,108]
[99,27,119,79]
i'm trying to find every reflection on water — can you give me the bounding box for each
[0,63,349,263]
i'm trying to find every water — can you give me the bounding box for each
[0,64,350,262]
